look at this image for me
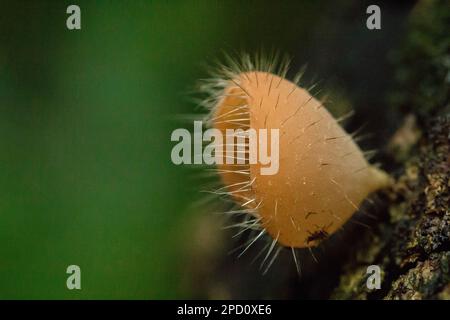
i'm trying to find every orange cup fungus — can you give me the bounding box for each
[201,56,390,250]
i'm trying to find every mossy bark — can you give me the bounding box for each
[332,0,450,299]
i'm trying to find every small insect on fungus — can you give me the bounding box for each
[197,53,391,271]
[305,223,333,246]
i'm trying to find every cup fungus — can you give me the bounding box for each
[199,54,390,260]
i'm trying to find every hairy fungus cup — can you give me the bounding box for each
[201,56,390,251]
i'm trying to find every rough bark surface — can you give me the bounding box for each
[332,116,450,299]
[332,0,450,299]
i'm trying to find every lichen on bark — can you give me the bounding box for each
[333,115,450,299]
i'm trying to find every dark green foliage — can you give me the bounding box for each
[389,0,450,121]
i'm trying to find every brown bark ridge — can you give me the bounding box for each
[332,0,450,299]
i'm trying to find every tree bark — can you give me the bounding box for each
[332,0,450,299]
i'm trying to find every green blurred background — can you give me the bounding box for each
[0,0,414,299]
